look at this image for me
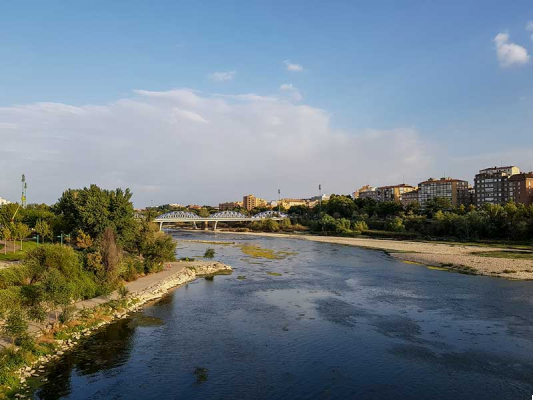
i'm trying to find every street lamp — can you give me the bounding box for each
[278,189,281,214]
[32,235,39,244]
[319,184,322,216]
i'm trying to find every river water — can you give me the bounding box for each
[32,232,533,399]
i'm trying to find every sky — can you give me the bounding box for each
[1,1,533,207]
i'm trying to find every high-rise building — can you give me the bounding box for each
[508,172,533,206]
[357,186,379,201]
[474,166,520,206]
[353,185,375,199]
[418,177,470,207]
[401,189,420,206]
[242,194,266,211]
[376,184,416,202]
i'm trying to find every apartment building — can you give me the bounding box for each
[358,187,379,201]
[0,197,10,206]
[474,166,520,206]
[353,185,375,199]
[219,201,243,211]
[242,194,266,211]
[508,173,533,206]
[376,184,416,202]
[401,189,420,206]
[418,177,470,207]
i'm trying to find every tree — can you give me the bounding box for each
[34,219,52,244]
[0,226,11,255]
[204,248,215,259]
[54,185,136,248]
[425,197,452,217]
[2,309,28,344]
[100,227,121,286]
[326,195,356,219]
[14,222,31,250]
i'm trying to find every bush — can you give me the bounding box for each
[59,305,77,324]
[204,248,215,259]
[118,283,129,299]
[352,221,369,233]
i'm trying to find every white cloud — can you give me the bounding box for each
[208,71,236,81]
[494,32,530,67]
[527,21,533,40]
[279,83,303,102]
[284,60,304,72]
[0,89,437,206]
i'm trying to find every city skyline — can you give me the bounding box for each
[1,2,533,207]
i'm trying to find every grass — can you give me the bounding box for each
[237,244,296,260]
[0,241,40,262]
[471,250,533,260]
[266,272,282,276]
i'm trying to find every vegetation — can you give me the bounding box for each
[204,248,215,259]
[287,194,533,244]
[0,184,178,397]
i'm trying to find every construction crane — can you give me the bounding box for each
[10,174,27,222]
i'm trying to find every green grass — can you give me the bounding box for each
[0,241,40,261]
[471,250,533,260]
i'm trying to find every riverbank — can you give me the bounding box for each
[215,230,533,280]
[1,260,232,399]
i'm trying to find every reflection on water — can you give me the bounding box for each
[33,231,533,400]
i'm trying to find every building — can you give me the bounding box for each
[418,177,470,207]
[219,201,243,211]
[279,198,307,209]
[401,189,420,206]
[508,172,533,206]
[376,184,416,202]
[474,166,520,206]
[358,187,379,201]
[353,185,375,199]
[242,194,266,211]
[0,197,10,206]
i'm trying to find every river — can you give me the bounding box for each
[32,231,533,399]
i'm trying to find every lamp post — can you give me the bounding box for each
[57,233,70,245]
[319,184,322,216]
[32,234,39,244]
[278,189,281,214]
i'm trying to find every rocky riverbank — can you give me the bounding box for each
[6,261,232,399]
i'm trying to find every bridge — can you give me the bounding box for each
[154,210,289,231]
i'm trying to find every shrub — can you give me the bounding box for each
[117,283,129,299]
[59,305,77,324]
[204,248,215,259]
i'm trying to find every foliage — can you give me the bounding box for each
[2,309,28,344]
[204,248,215,259]
[34,218,52,243]
[54,185,137,247]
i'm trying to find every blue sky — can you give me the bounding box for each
[1,1,533,205]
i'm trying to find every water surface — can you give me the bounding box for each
[33,232,533,399]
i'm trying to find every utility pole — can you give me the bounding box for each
[278,189,281,214]
[319,184,322,216]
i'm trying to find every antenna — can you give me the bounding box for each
[21,174,27,208]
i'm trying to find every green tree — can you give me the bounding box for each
[13,222,31,251]
[34,219,52,244]
[325,195,356,218]
[2,309,28,344]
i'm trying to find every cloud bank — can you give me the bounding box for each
[0,89,436,206]
[494,32,530,67]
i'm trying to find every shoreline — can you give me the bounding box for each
[212,230,533,280]
[5,261,232,399]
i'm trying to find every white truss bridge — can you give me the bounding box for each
[154,210,288,230]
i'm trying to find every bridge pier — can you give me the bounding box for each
[193,222,198,230]
[213,221,218,231]
[159,222,163,231]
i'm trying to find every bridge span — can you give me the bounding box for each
[154,210,289,231]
